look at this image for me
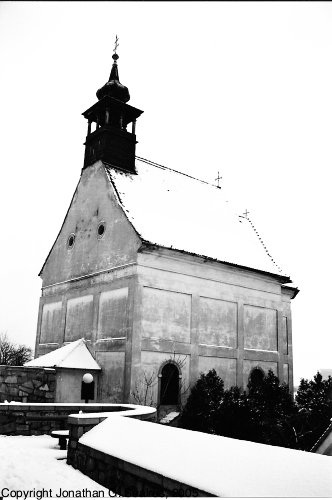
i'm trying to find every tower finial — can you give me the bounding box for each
[113,34,119,57]
[96,34,130,102]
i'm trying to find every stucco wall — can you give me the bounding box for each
[98,287,128,339]
[244,305,277,350]
[55,368,99,403]
[65,295,94,342]
[35,162,294,404]
[198,357,237,388]
[199,297,237,348]
[95,352,125,403]
[40,161,140,287]
[141,287,191,343]
[134,248,294,398]
[40,302,62,344]
[35,247,294,403]
[138,351,190,407]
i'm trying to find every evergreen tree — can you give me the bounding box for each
[294,372,332,451]
[213,369,296,447]
[245,369,297,447]
[180,369,224,433]
[180,367,332,451]
[214,386,254,441]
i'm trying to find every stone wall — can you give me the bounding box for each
[67,408,157,465]
[0,366,56,403]
[66,409,206,497]
[72,441,211,497]
[0,403,130,436]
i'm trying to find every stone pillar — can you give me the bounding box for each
[286,313,294,395]
[277,309,284,382]
[34,298,44,357]
[189,294,200,387]
[236,300,244,389]
[124,275,141,403]
[91,292,100,344]
[60,296,68,344]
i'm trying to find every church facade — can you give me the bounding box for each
[33,52,298,406]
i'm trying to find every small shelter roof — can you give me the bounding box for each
[25,339,101,371]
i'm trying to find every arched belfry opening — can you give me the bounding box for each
[159,362,180,406]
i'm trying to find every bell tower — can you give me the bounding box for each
[82,45,143,173]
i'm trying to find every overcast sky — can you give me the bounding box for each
[0,1,331,386]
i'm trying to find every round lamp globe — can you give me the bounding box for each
[82,373,94,384]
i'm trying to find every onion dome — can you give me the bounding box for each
[96,53,130,103]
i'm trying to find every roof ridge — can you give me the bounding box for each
[135,156,219,189]
[56,338,84,366]
[239,214,284,275]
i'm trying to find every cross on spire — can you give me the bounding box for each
[215,171,222,189]
[243,209,250,218]
[113,35,119,55]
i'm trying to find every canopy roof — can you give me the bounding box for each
[25,339,101,370]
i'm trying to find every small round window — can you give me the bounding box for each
[67,233,76,249]
[97,222,106,239]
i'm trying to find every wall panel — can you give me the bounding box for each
[40,301,63,344]
[95,351,125,403]
[65,295,93,342]
[98,287,128,339]
[199,297,237,348]
[142,287,191,343]
[244,305,277,351]
[198,356,237,389]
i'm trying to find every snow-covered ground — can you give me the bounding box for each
[0,435,113,497]
[2,423,332,498]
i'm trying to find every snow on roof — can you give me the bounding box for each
[107,159,291,280]
[79,416,332,497]
[25,339,101,370]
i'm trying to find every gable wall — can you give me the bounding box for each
[35,162,142,403]
[41,162,140,287]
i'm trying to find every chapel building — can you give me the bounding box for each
[30,52,298,406]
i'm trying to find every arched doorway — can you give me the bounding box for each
[159,363,180,406]
[248,366,265,390]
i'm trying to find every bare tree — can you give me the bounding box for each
[0,333,32,366]
[131,369,157,407]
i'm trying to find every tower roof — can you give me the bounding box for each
[96,53,130,103]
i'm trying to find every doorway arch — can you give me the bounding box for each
[159,362,180,406]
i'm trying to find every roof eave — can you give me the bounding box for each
[281,284,300,299]
[138,241,292,284]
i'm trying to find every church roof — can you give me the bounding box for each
[25,339,101,370]
[106,158,292,282]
